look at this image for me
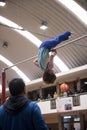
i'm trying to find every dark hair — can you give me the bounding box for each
[8,78,25,96]
[43,70,56,84]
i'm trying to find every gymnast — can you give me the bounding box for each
[34,31,71,84]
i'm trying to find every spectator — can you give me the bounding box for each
[47,93,52,99]
[53,91,58,99]
[0,78,48,130]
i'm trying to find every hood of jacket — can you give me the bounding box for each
[4,96,30,115]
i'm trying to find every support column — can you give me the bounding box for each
[58,114,63,130]
[1,69,6,104]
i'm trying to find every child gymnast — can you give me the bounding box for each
[34,31,71,84]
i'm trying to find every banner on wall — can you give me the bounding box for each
[56,94,87,112]
[56,97,73,112]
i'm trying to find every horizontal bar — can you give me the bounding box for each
[5,55,38,71]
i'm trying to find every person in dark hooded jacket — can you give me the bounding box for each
[0,78,48,130]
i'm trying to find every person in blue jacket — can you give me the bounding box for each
[34,31,71,84]
[0,78,48,130]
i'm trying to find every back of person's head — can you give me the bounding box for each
[8,78,25,96]
[43,70,56,84]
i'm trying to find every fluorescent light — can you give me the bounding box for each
[0,54,30,84]
[0,16,69,76]
[0,16,23,30]
[54,56,69,71]
[55,0,87,26]
[0,1,6,6]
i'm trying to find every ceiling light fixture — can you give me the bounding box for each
[2,41,8,48]
[0,0,6,6]
[40,21,48,30]
[55,0,87,26]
